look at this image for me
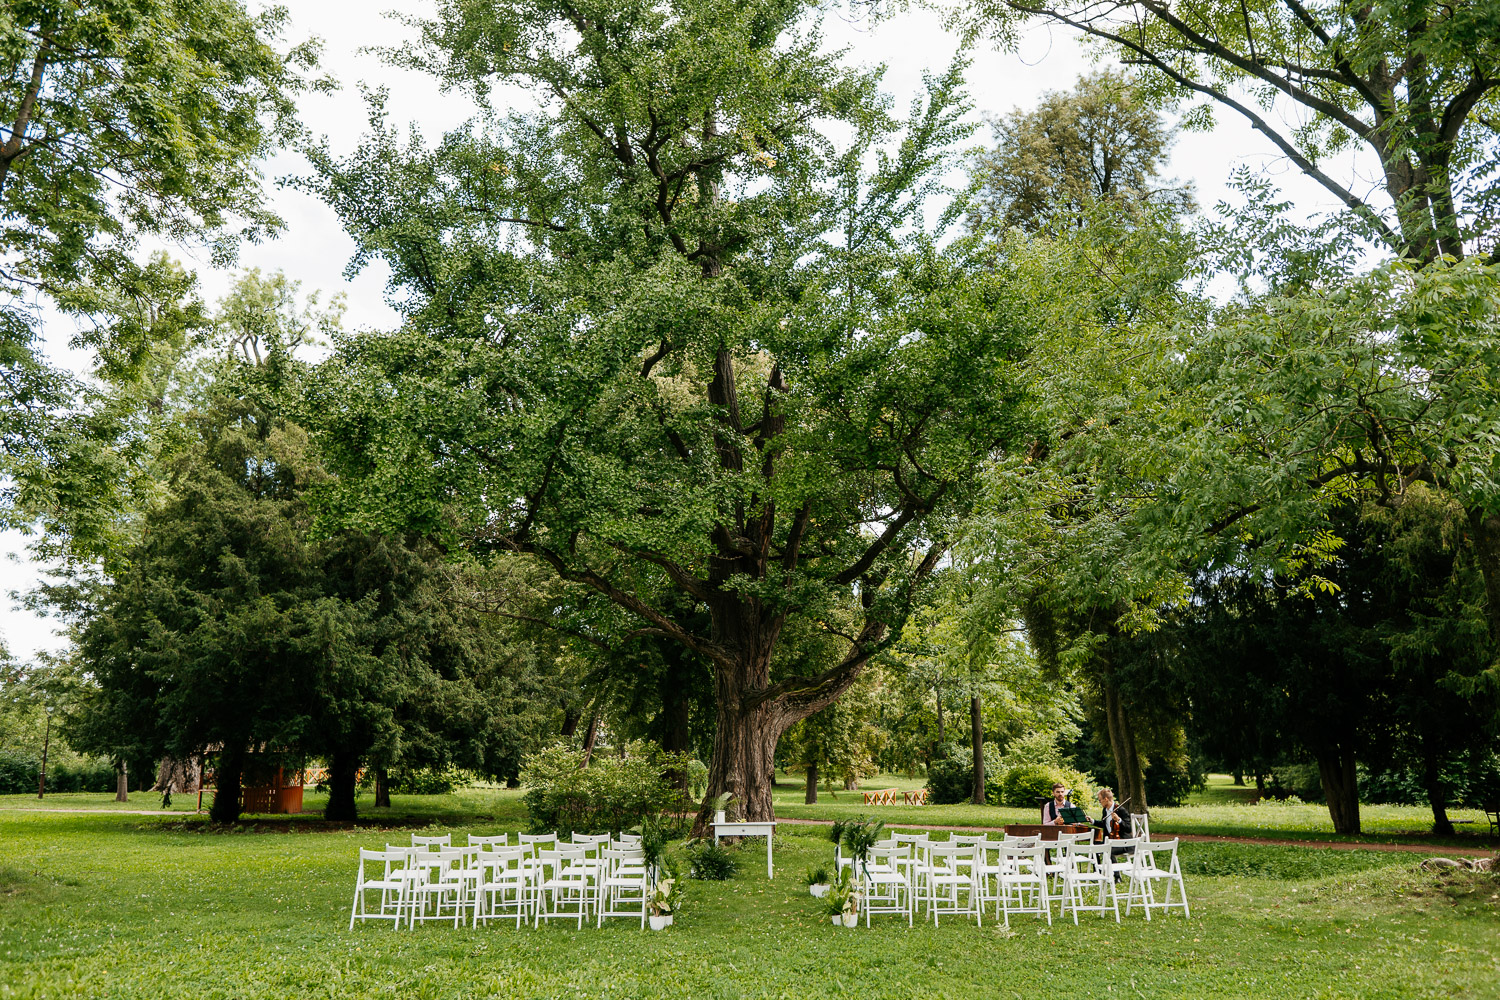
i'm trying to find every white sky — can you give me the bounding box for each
[0,0,1350,661]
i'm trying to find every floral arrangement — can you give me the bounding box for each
[648,877,676,917]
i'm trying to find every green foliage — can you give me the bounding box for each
[925,743,1001,805]
[803,863,830,886]
[841,816,886,870]
[388,766,472,796]
[684,839,739,881]
[965,69,1193,235]
[0,749,115,795]
[961,0,1500,261]
[520,740,690,836]
[0,0,321,531]
[823,865,859,918]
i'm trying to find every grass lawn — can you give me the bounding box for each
[1,801,1497,999]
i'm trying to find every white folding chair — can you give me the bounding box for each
[534,848,592,929]
[469,834,511,851]
[412,834,452,851]
[924,844,981,926]
[407,849,470,928]
[1130,813,1151,841]
[995,844,1051,927]
[349,849,412,930]
[892,833,932,901]
[860,845,913,927]
[1126,839,1190,919]
[473,847,529,928]
[1061,840,1119,924]
[596,847,649,929]
[518,832,558,859]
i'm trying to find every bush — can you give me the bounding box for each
[389,765,473,795]
[521,739,691,835]
[0,750,116,794]
[1269,762,1325,802]
[685,839,739,880]
[995,762,1097,812]
[0,749,35,795]
[925,742,1004,805]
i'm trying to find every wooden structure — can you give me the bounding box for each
[198,763,305,815]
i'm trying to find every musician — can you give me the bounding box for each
[1041,783,1077,826]
[1095,788,1131,839]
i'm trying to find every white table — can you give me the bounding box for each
[711,821,777,878]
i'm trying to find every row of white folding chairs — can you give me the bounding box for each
[846,834,1188,927]
[350,831,650,930]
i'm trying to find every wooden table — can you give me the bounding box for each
[712,821,777,878]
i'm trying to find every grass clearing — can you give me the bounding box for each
[0,803,1496,999]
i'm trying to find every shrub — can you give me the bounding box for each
[521,739,691,835]
[0,750,35,795]
[925,743,1004,804]
[0,750,116,794]
[685,839,739,880]
[1270,762,1325,802]
[389,765,473,795]
[996,762,1097,812]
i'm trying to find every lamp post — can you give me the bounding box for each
[37,706,52,799]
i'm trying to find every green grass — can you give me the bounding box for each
[772,772,1498,848]
[1,804,1497,998]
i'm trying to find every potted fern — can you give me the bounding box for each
[804,863,831,897]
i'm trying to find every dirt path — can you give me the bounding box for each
[773,817,1497,858]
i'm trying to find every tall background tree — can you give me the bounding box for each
[0,0,322,535]
[963,0,1500,262]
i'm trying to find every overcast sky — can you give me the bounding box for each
[0,0,1350,661]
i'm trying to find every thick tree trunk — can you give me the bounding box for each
[804,764,818,804]
[1232,771,1244,786]
[692,693,782,836]
[970,695,985,805]
[1421,750,1455,836]
[209,748,244,824]
[114,761,129,803]
[374,768,391,809]
[1315,748,1361,835]
[560,707,581,738]
[325,751,358,822]
[581,711,601,765]
[1102,668,1148,814]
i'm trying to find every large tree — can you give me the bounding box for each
[0,1,319,531]
[963,0,1500,262]
[304,0,1027,829]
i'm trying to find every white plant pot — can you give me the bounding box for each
[714,810,726,824]
[841,913,859,928]
[649,915,669,931]
[664,914,673,926]
[831,915,842,926]
[809,884,830,898]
